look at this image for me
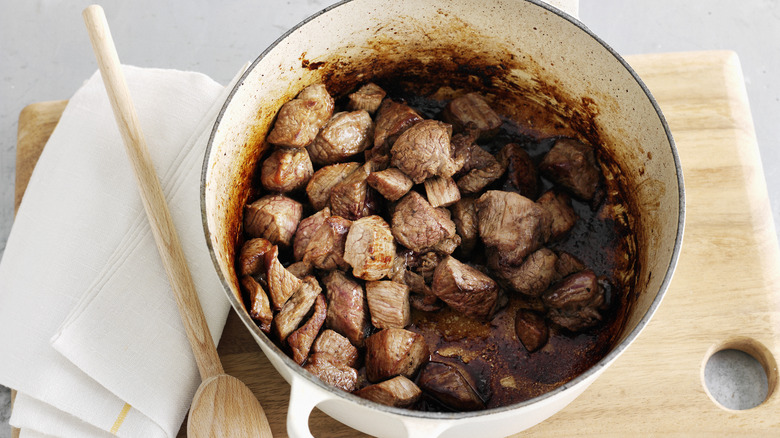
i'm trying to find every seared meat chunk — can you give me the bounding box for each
[475,190,550,267]
[312,329,359,368]
[287,260,314,279]
[514,309,549,353]
[543,270,606,331]
[344,216,396,280]
[424,176,461,208]
[417,251,444,284]
[304,352,358,392]
[450,198,479,253]
[238,237,274,276]
[330,162,380,220]
[494,248,558,298]
[265,245,302,310]
[391,191,457,252]
[455,144,505,195]
[293,207,331,261]
[274,276,322,341]
[367,167,413,201]
[553,251,585,283]
[287,293,327,365]
[324,271,369,347]
[536,190,577,240]
[302,216,351,271]
[431,256,499,319]
[366,281,410,329]
[539,138,600,200]
[306,162,361,210]
[365,328,429,382]
[240,275,273,333]
[373,100,423,154]
[308,110,374,165]
[442,92,501,139]
[244,194,302,247]
[417,360,486,411]
[347,83,387,114]
[354,375,422,408]
[267,83,334,148]
[261,147,313,193]
[497,143,538,199]
[390,119,463,184]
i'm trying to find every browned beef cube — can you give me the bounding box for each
[354,375,422,408]
[366,167,413,201]
[264,245,302,310]
[303,352,358,392]
[330,162,380,220]
[430,232,461,256]
[287,293,327,365]
[347,83,387,115]
[539,138,600,201]
[450,197,479,253]
[306,162,361,210]
[391,191,457,252]
[312,329,359,368]
[308,110,374,165]
[410,292,445,312]
[324,271,369,347]
[287,260,314,279]
[454,143,505,195]
[515,309,549,353]
[492,248,558,297]
[344,215,396,281]
[553,251,585,283]
[441,92,501,139]
[366,281,410,329]
[274,276,322,341]
[243,194,302,246]
[267,83,334,148]
[542,270,605,331]
[302,215,352,271]
[293,207,331,261]
[260,146,313,193]
[497,143,538,199]
[373,100,423,154]
[431,256,499,319]
[365,328,429,382]
[417,361,486,411]
[240,275,273,333]
[390,120,464,184]
[416,251,444,284]
[475,190,550,267]
[536,190,577,240]
[238,237,274,276]
[424,176,461,208]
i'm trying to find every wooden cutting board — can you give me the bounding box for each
[13,51,780,437]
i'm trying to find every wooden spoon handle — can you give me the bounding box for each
[82,4,223,380]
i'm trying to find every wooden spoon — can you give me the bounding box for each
[82,5,272,437]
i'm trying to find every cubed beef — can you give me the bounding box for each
[306,162,361,210]
[454,144,505,195]
[492,248,558,297]
[539,138,600,201]
[366,281,410,329]
[240,275,273,333]
[312,329,359,368]
[497,143,538,199]
[441,92,501,139]
[302,216,352,271]
[366,167,413,201]
[365,328,429,382]
[390,120,464,184]
[431,256,499,319]
[542,270,606,331]
[243,194,302,247]
[303,352,358,392]
[514,309,549,353]
[347,83,387,114]
[261,146,313,193]
[424,176,461,208]
[293,207,331,261]
[330,162,381,220]
[287,293,327,365]
[344,215,396,280]
[274,276,322,341]
[264,245,302,310]
[267,83,334,148]
[391,191,458,252]
[536,190,577,240]
[287,260,314,279]
[450,197,479,253]
[308,110,374,165]
[416,251,444,284]
[417,360,486,411]
[238,237,274,276]
[324,271,369,347]
[354,375,422,408]
[373,100,423,154]
[552,251,585,283]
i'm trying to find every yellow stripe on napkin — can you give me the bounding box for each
[110,403,132,434]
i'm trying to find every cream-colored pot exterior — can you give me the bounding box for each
[201,0,685,436]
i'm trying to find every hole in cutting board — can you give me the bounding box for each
[702,337,777,410]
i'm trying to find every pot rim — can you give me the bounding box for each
[200,0,686,421]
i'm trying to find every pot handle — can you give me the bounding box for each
[540,0,580,19]
[286,377,335,438]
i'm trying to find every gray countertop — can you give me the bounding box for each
[1,1,777,436]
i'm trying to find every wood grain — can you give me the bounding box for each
[12,51,780,437]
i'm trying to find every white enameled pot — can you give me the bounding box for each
[201,0,685,436]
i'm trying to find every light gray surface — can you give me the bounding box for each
[0,0,776,436]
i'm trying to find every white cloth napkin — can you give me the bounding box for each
[0,64,245,437]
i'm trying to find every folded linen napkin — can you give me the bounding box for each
[0,64,245,437]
